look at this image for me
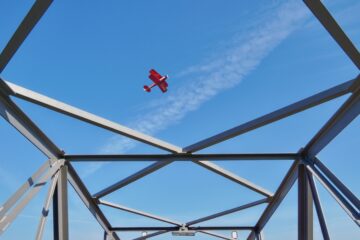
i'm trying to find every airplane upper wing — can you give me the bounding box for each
[149,69,162,84]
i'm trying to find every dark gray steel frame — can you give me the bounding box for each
[0,0,359,240]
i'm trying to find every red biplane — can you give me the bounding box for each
[144,69,169,93]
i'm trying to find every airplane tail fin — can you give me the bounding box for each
[143,85,151,92]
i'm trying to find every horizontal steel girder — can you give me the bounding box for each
[132,230,169,240]
[66,153,297,162]
[111,226,254,231]
[198,231,235,240]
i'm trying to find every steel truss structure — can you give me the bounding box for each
[0,0,359,239]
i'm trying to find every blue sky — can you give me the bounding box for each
[0,0,359,239]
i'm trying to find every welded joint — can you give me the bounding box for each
[172,225,196,236]
[108,231,116,240]
[298,148,316,166]
[49,157,57,164]
[0,79,14,96]
[55,159,66,168]
[349,74,360,93]
[60,150,66,157]
[301,157,316,166]
[250,227,264,240]
[297,148,315,166]
[41,159,65,176]
[253,226,260,234]
[103,231,117,240]
[50,159,66,179]
[256,231,264,240]
[265,196,273,203]
[92,197,101,204]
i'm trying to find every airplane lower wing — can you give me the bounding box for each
[158,81,168,92]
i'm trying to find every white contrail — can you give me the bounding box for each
[82,0,309,177]
[0,166,20,190]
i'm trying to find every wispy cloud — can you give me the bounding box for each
[0,166,20,191]
[81,0,309,177]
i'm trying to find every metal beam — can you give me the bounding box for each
[94,158,274,199]
[306,164,360,226]
[53,165,69,240]
[187,198,269,226]
[0,158,55,220]
[315,158,360,210]
[0,86,63,159]
[92,154,275,207]
[0,159,64,235]
[5,80,181,153]
[184,79,356,153]
[198,231,234,240]
[0,0,53,72]
[255,231,264,240]
[111,226,254,231]
[93,161,172,198]
[66,153,297,162]
[0,1,358,240]
[196,161,273,197]
[101,200,258,239]
[247,161,299,240]
[67,163,120,240]
[306,170,330,240]
[304,75,360,158]
[80,153,284,201]
[303,0,360,69]
[132,230,170,240]
[298,165,313,240]
[36,171,59,240]
[99,200,182,226]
